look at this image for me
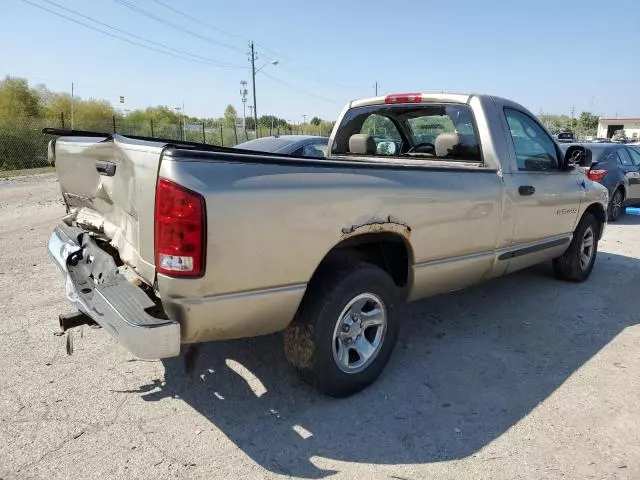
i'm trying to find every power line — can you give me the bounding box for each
[150,0,247,43]
[276,64,363,89]
[20,0,247,69]
[37,0,246,69]
[144,0,364,90]
[113,0,245,54]
[260,71,337,103]
[150,0,291,62]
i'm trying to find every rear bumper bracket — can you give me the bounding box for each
[48,224,181,359]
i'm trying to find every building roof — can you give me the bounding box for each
[598,118,640,123]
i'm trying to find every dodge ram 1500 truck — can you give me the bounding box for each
[47,93,608,396]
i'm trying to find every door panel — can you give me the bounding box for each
[500,108,582,269]
[503,171,583,244]
[623,148,640,200]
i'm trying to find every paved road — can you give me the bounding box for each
[1,174,639,479]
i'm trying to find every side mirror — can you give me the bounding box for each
[376,141,397,155]
[564,145,592,169]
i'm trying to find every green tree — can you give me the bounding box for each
[126,106,180,125]
[0,76,42,119]
[577,112,599,137]
[243,116,255,131]
[310,117,322,126]
[224,105,237,128]
[259,115,287,128]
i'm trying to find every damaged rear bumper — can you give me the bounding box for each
[48,224,180,359]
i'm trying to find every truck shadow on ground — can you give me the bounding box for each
[137,251,640,478]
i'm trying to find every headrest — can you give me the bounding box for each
[435,132,460,157]
[349,134,376,155]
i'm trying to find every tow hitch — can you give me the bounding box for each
[59,311,96,331]
[58,311,99,355]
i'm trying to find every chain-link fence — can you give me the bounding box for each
[0,114,317,172]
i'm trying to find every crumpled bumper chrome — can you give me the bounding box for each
[48,224,180,359]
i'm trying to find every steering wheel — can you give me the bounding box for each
[407,142,436,154]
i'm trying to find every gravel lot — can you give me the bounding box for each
[1,173,639,480]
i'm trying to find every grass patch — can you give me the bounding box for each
[0,166,55,178]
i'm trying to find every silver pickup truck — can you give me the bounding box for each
[47,93,608,396]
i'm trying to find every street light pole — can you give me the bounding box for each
[174,106,183,141]
[249,41,279,139]
[71,82,75,130]
[250,41,258,137]
[240,80,248,131]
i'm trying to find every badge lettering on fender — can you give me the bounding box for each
[556,207,578,215]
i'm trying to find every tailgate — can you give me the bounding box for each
[53,135,166,284]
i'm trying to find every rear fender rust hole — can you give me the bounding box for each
[80,288,92,294]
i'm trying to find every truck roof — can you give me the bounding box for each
[350,93,473,108]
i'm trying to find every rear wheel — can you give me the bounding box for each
[284,259,399,397]
[553,213,599,282]
[608,188,624,222]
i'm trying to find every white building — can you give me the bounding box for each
[597,118,640,141]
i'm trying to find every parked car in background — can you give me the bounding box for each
[556,131,576,143]
[235,135,328,158]
[561,143,640,220]
[611,130,629,143]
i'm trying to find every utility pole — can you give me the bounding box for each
[375,81,378,96]
[570,105,575,131]
[240,81,248,131]
[249,41,259,137]
[175,106,183,141]
[302,114,307,134]
[71,82,75,130]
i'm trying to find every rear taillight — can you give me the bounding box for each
[384,93,422,104]
[154,178,205,277]
[587,169,608,181]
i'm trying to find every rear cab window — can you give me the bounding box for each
[331,103,482,164]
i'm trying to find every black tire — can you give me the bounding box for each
[284,258,399,397]
[608,188,624,222]
[553,213,600,282]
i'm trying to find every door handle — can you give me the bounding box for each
[95,161,116,177]
[519,185,535,196]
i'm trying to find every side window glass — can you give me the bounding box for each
[505,108,559,171]
[627,148,640,166]
[618,148,635,166]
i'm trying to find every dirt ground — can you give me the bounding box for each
[1,173,639,480]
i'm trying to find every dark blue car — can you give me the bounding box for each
[235,135,328,158]
[561,143,640,221]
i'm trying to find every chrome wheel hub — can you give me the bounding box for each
[611,192,622,218]
[579,226,594,270]
[332,293,387,374]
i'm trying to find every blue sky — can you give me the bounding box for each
[2,0,640,121]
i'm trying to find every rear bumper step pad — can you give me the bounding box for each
[48,224,180,359]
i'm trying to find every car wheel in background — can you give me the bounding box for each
[608,188,624,222]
